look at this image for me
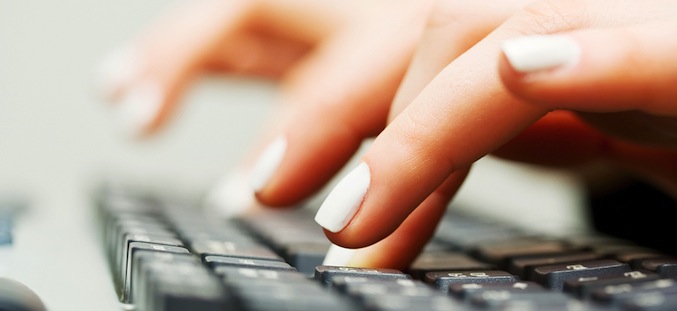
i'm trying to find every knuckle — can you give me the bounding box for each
[424,0,478,31]
[391,110,458,172]
[509,0,588,35]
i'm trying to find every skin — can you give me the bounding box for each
[101,0,677,270]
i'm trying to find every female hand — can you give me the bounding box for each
[98,0,434,213]
[318,0,677,269]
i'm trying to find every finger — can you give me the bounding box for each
[97,0,338,138]
[98,0,253,137]
[313,0,618,246]
[203,29,310,79]
[492,110,609,167]
[322,169,469,269]
[499,22,677,148]
[499,21,677,116]
[249,1,433,207]
[389,0,531,120]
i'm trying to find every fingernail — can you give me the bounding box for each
[501,35,580,73]
[204,169,258,218]
[322,244,357,266]
[97,46,141,100]
[249,136,287,192]
[114,80,164,137]
[314,162,370,233]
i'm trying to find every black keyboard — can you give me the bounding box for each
[94,183,677,311]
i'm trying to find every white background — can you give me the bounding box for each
[0,1,590,310]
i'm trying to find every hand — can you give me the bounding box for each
[317,0,677,269]
[97,0,433,212]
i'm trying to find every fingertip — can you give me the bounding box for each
[498,34,581,106]
[204,168,258,218]
[111,80,166,139]
[96,45,143,102]
[314,162,370,234]
[249,136,288,194]
[322,244,358,267]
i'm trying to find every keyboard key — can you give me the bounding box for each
[467,288,574,309]
[408,250,495,279]
[531,259,632,290]
[314,265,411,288]
[120,242,190,302]
[591,278,677,305]
[423,270,519,292]
[190,239,283,261]
[563,270,661,299]
[448,281,545,300]
[203,255,295,270]
[636,258,677,278]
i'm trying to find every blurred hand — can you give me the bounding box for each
[98,0,433,214]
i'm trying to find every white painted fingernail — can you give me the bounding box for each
[502,35,580,73]
[114,80,164,137]
[322,244,357,266]
[97,46,141,100]
[250,137,287,192]
[204,169,258,218]
[315,162,370,233]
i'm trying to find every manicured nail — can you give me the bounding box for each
[322,244,357,266]
[97,46,141,100]
[204,169,257,218]
[501,35,580,73]
[249,137,287,192]
[315,162,370,233]
[114,80,164,137]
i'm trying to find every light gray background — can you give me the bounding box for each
[1,1,589,310]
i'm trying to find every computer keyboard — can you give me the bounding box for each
[94,183,677,311]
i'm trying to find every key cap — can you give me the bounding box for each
[314,266,411,288]
[448,281,545,300]
[140,261,231,311]
[281,242,330,277]
[424,270,519,293]
[507,251,603,279]
[591,278,677,305]
[620,291,677,311]
[470,236,572,268]
[130,251,198,304]
[215,267,309,286]
[636,258,677,278]
[203,256,295,271]
[408,251,495,280]
[467,288,574,310]
[563,270,661,299]
[531,259,632,290]
[333,277,439,300]
[360,295,463,311]
[190,239,283,262]
[120,242,190,302]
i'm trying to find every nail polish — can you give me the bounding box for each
[204,168,257,218]
[97,46,141,100]
[114,80,164,137]
[501,35,580,73]
[314,162,370,233]
[249,136,287,192]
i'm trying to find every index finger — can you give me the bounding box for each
[314,10,559,246]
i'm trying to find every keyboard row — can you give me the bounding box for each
[94,184,677,311]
